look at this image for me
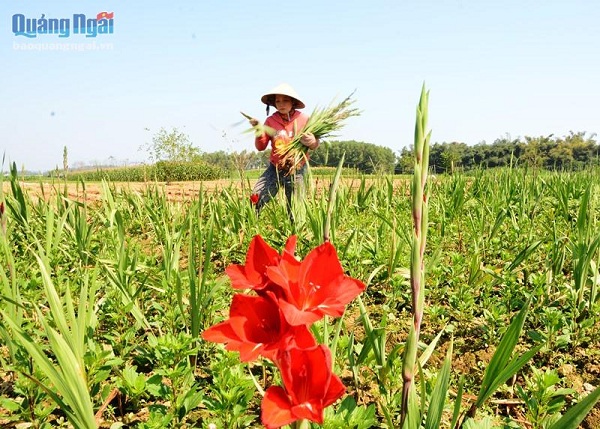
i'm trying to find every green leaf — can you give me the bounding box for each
[450,376,465,429]
[483,344,542,403]
[476,299,534,407]
[424,338,453,429]
[419,327,446,368]
[402,383,421,429]
[506,240,542,272]
[548,385,600,429]
[1,311,97,429]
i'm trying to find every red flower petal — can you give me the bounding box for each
[226,235,283,291]
[202,320,264,361]
[311,276,366,318]
[248,235,280,265]
[291,401,322,423]
[278,298,323,326]
[225,264,256,290]
[234,341,264,362]
[287,324,318,350]
[300,242,344,284]
[282,346,332,403]
[227,294,281,343]
[201,320,239,344]
[270,345,344,424]
[323,373,346,407]
[261,386,296,429]
[283,235,297,259]
[273,241,365,325]
[201,294,317,362]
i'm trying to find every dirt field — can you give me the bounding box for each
[4,179,254,203]
[5,177,411,203]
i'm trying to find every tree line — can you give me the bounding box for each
[396,131,599,174]
[142,127,600,176]
[196,141,397,174]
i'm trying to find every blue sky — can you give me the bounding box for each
[1,0,599,172]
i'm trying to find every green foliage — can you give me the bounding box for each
[1,256,99,429]
[152,161,224,181]
[397,131,599,174]
[2,162,600,427]
[515,367,575,428]
[200,149,268,173]
[141,127,201,163]
[548,385,600,429]
[310,140,396,173]
[464,301,541,421]
[65,160,225,182]
[201,351,258,428]
[322,396,378,429]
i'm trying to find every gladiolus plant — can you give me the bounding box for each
[202,235,365,428]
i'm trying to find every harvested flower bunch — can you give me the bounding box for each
[274,92,360,174]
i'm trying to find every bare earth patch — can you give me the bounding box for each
[5,177,411,203]
[6,179,244,203]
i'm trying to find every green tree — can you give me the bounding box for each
[521,135,553,169]
[548,140,574,170]
[396,147,414,174]
[311,140,395,173]
[200,150,233,171]
[201,150,268,172]
[441,142,466,174]
[141,127,201,163]
[564,131,598,167]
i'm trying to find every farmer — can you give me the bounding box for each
[248,83,319,217]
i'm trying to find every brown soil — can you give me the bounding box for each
[5,178,411,203]
[6,179,245,203]
[584,406,600,429]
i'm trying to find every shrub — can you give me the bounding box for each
[65,161,225,182]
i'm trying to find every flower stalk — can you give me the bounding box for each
[400,84,431,426]
[293,420,310,429]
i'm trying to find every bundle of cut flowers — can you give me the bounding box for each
[275,92,361,174]
[202,235,365,428]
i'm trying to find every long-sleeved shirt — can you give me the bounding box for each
[255,110,309,166]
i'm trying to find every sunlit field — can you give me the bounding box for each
[1,159,599,428]
[2,90,600,429]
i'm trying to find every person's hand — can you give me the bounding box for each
[249,118,259,127]
[300,133,317,148]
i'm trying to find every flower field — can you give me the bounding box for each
[1,95,600,428]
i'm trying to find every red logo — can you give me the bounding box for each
[96,11,114,20]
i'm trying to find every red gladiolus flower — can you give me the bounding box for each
[266,241,366,326]
[201,235,363,427]
[261,345,345,428]
[250,193,259,205]
[201,294,315,362]
[226,235,298,295]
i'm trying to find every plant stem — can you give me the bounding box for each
[400,84,431,426]
[293,419,310,429]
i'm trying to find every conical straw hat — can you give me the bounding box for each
[260,83,305,109]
